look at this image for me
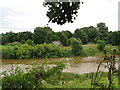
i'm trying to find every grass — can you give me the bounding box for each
[105,45,118,54]
[83,44,102,56]
[40,72,118,88]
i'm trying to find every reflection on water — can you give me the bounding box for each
[1,56,119,74]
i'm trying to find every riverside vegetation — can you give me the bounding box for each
[1,58,119,89]
[1,22,120,59]
[1,43,120,59]
[1,22,120,89]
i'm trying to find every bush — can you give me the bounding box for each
[97,40,106,51]
[70,38,83,56]
[15,44,32,59]
[60,47,73,57]
[33,43,62,58]
[2,61,66,89]
[2,46,15,59]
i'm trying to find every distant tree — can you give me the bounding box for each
[97,22,108,40]
[17,31,33,42]
[45,31,56,43]
[2,35,9,45]
[97,22,108,32]
[33,27,53,44]
[110,31,120,46]
[97,40,106,51]
[74,29,88,44]
[43,2,83,25]
[2,31,18,44]
[56,32,68,46]
[86,26,99,43]
[62,30,73,38]
[107,31,113,44]
[70,37,83,56]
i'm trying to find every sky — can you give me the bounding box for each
[0,0,119,34]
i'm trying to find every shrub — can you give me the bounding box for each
[2,46,15,59]
[97,40,106,51]
[15,44,32,59]
[70,38,83,56]
[2,61,66,89]
[33,43,62,58]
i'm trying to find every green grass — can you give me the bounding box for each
[105,45,118,54]
[83,44,102,56]
[41,72,118,88]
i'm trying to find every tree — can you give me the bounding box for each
[2,31,18,44]
[97,22,108,32]
[97,40,106,51]
[17,31,33,42]
[33,27,54,44]
[85,26,99,43]
[97,22,108,40]
[74,29,88,44]
[110,31,120,46]
[70,37,83,56]
[43,1,83,25]
[56,32,68,46]
[62,30,73,39]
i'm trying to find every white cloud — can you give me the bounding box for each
[0,0,119,33]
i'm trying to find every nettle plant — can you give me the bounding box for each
[91,49,118,89]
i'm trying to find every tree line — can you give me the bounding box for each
[1,22,120,46]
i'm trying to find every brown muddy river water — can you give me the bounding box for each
[1,56,119,74]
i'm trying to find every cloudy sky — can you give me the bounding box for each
[0,0,119,33]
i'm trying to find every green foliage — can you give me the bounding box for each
[74,29,88,44]
[25,39,34,46]
[17,31,33,42]
[2,61,66,89]
[70,38,83,56]
[43,2,82,25]
[33,27,55,44]
[15,44,32,59]
[83,44,102,56]
[1,24,120,46]
[62,30,73,39]
[2,46,15,59]
[60,47,73,57]
[97,40,106,51]
[97,22,108,32]
[56,32,68,46]
[87,26,99,43]
[97,22,108,41]
[91,50,118,89]
[2,65,118,89]
[33,43,61,58]
[2,43,118,59]
[110,31,120,46]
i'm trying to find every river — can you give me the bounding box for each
[1,55,119,74]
